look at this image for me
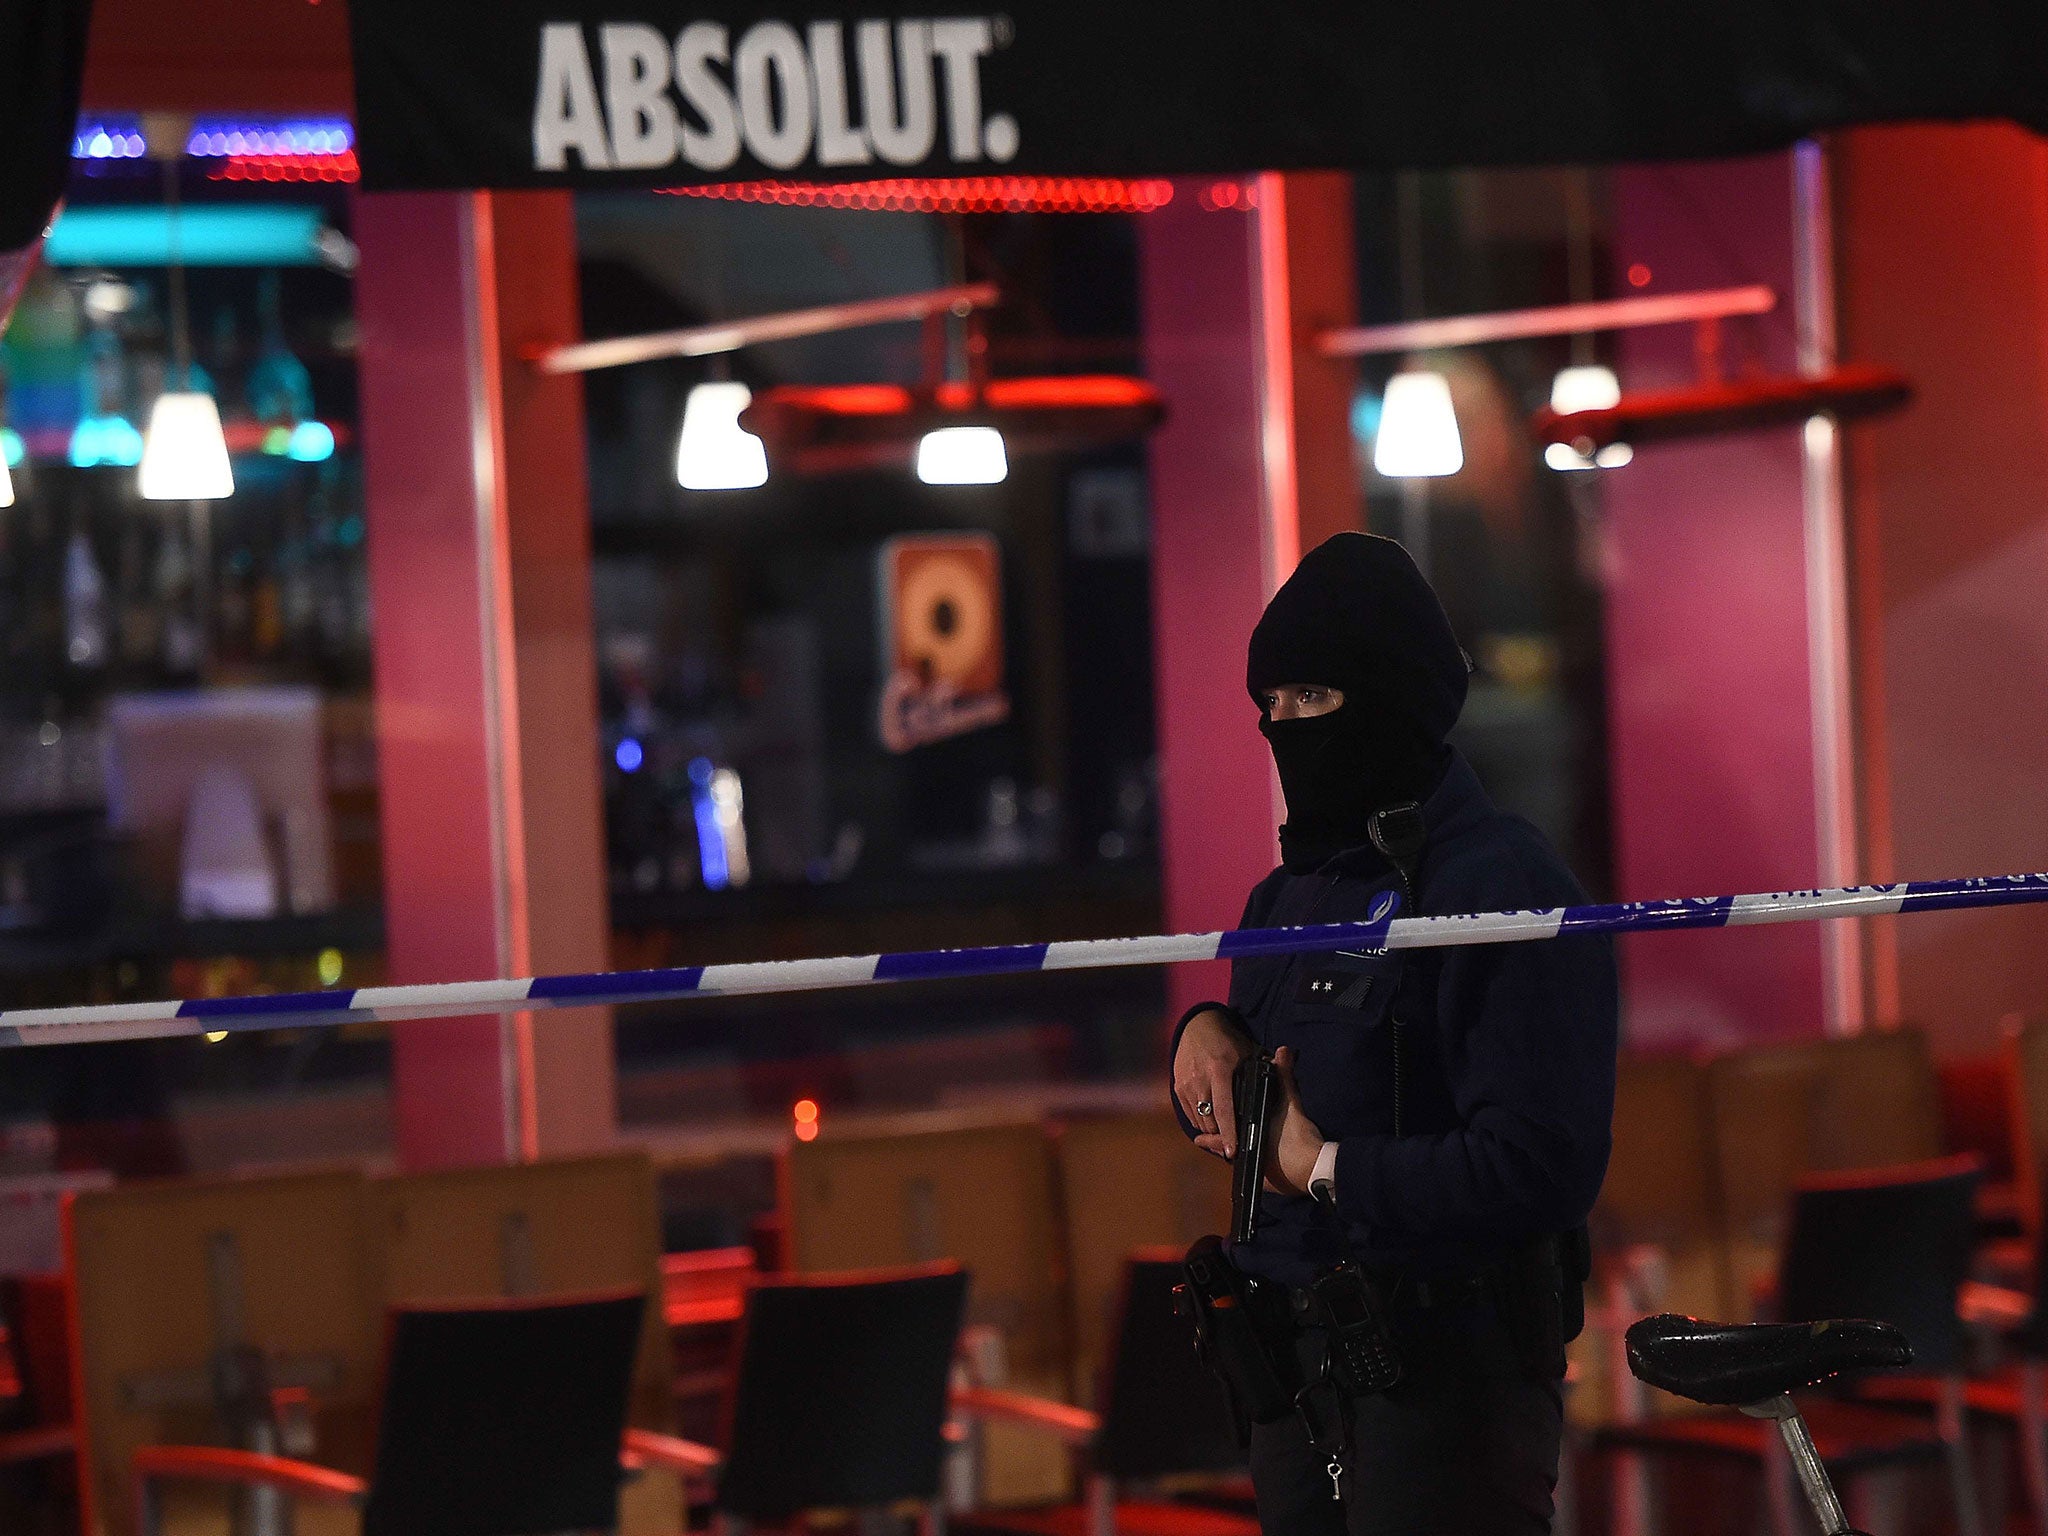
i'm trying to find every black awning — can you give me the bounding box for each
[0,0,93,252]
[349,1,2048,191]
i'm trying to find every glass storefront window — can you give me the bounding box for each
[577,195,1168,1231]
[0,123,388,1181]
[1351,168,1617,895]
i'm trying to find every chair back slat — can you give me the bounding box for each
[716,1264,967,1520]
[363,1291,647,1536]
[1778,1154,1982,1374]
[784,1116,1068,1504]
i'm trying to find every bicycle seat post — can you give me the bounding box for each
[1740,1394,1854,1536]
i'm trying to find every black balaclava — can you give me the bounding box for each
[1246,532,1469,871]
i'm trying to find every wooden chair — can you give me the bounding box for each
[1804,1028,1944,1173]
[1597,1156,1986,1536]
[1704,1042,1823,1324]
[631,1264,968,1536]
[64,1170,378,1536]
[0,1274,78,1536]
[2007,1017,2048,1271]
[952,1252,1252,1536]
[784,1114,1069,1505]
[133,1291,649,1536]
[1707,1030,1947,1320]
[368,1153,682,1536]
[1586,1052,1728,1536]
[1051,1115,1228,1412]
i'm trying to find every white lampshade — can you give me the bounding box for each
[1544,440,1634,471]
[0,454,12,509]
[1549,363,1622,414]
[916,425,1007,486]
[139,392,233,500]
[676,382,768,490]
[1372,371,1463,478]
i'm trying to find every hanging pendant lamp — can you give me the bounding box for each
[676,380,769,490]
[139,118,232,501]
[1373,370,1463,478]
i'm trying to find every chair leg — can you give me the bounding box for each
[1940,1374,1985,1536]
[1761,1423,1802,1536]
[2021,1359,2048,1536]
[1084,1474,1114,1536]
[1604,1273,1654,1536]
[1552,1427,1578,1536]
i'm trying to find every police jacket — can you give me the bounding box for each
[1171,750,1619,1289]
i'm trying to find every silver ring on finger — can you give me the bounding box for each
[1194,1100,1214,1118]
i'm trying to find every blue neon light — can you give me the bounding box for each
[688,757,729,891]
[0,429,22,469]
[73,125,147,160]
[44,206,330,268]
[68,414,144,468]
[1349,390,1383,446]
[71,118,354,161]
[615,738,644,773]
[286,421,335,462]
[185,120,354,158]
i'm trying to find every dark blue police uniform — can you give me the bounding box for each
[1172,748,1618,1535]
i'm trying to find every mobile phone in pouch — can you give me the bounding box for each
[1231,1052,1278,1245]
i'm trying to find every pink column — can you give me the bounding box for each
[1836,125,2048,1053]
[355,191,616,1167]
[1603,157,1828,1045]
[1139,176,1356,1021]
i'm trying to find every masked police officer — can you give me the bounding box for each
[1171,532,1618,1535]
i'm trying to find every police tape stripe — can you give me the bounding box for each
[1,873,2043,1048]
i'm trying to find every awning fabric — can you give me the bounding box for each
[349,0,2048,191]
[0,0,92,332]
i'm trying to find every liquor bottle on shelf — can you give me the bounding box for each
[63,524,107,671]
[153,513,203,678]
[116,514,160,669]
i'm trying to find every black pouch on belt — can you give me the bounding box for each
[1175,1234,1300,1431]
[1489,1228,1591,1379]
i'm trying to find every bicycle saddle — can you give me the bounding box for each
[1625,1313,1912,1406]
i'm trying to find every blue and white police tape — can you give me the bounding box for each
[4,872,2047,1049]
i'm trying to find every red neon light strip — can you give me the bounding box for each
[210,152,360,185]
[756,376,1159,416]
[657,176,1174,214]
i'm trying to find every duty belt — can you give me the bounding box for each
[1291,1266,1491,1320]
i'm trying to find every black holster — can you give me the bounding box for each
[1175,1235,1300,1439]
[1489,1227,1592,1380]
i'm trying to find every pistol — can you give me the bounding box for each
[1231,1051,1278,1244]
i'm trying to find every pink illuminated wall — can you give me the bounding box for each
[1137,176,1359,1024]
[1603,157,1828,1044]
[1836,125,2048,1053]
[1139,187,1283,1022]
[355,191,616,1168]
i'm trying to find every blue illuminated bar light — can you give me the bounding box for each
[44,206,332,268]
[185,120,354,158]
[72,118,353,161]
